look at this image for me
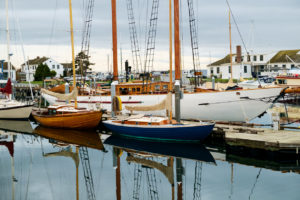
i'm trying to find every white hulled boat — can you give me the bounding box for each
[43,86,284,122]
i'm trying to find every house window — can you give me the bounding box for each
[291,64,295,69]
[163,85,168,90]
[228,66,231,73]
[247,55,251,62]
[283,64,286,68]
[137,88,140,92]
[260,55,263,61]
[217,67,220,73]
[210,69,213,75]
[244,66,247,73]
[132,88,136,92]
[253,56,257,61]
[57,65,60,69]
[260,65,264,71]
[52,65,55,69]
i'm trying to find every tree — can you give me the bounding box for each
[75,51,94,76]
[34,63,51,81]
[50,70,57,78]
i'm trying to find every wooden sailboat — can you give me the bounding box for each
[32,0,103,129]
[102,0,214,142]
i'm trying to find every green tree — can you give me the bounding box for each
[75,51,94,75]
[50,70,57,78]
[34,63,51,81]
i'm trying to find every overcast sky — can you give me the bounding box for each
[0,0,299,72]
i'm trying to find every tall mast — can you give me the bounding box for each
[68,0,77,108]
[229,10,233,81]
[5,0,11,79]
[169,0,173,90]
[174,0,181,122]
[174,0,180,81]
[169,0,173,121]
[111,0,118,81]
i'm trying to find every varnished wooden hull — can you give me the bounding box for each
[32,110,103,129]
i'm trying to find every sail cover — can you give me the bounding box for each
[0,78,12,95]
[41,87,78,101]
[125,92,172,112]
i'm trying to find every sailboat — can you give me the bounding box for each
[0,0,33,120]
[102,0,214,142]
[32,0,103,129]
[41,2,286,123]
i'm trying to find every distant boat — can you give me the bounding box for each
[238,76,275,89]
[0,79,33,120]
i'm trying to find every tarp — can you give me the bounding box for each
[0,78,12,95]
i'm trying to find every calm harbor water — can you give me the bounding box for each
[1,104,300,200]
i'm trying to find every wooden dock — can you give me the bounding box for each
[213,124,300,153]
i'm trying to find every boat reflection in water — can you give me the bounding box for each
[104,135,215,200]
[1,124,300,199]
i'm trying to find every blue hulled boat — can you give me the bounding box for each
[102,115,214,142]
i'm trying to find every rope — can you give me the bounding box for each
[198,95,279,106]
[225,0,249,55]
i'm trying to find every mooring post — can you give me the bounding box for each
[272,112,280,131]
[175,80,181,123]
[65,82,69,104]
[111,81,118,117]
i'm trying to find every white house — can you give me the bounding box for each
[21,57,64,81]
[207,46,300,79]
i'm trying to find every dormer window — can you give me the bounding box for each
[260,55,263,61]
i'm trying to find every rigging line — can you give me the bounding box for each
[248,168,262,200]
[225,0,249,55]
[47,0,58,56]
[11,0,33,100]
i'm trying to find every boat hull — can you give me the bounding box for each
[32,110,103,129]
[43,87,284,122]
[0,104,33,120]
[103,120,215,142]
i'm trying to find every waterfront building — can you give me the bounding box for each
[20,56,64,82]
[207,47,300,79]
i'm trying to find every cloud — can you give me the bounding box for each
[0,0,299,71]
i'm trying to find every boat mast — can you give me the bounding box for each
[174,0,181,122]
[229,10,233,82]
[111,0,118,81]
[68,0,77,108]
[169,0,173,121]
[5,0,11,80]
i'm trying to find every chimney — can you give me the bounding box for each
[236,45,242,63]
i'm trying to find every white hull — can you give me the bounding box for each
[0,100,33,119]
[43,87,284,122]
